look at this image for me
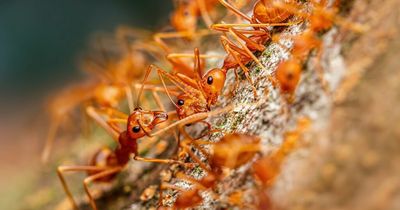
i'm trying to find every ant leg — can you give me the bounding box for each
[221,36,257,95]
[191,120,222,140]
[133,155,189,166]
[218,0,252,22]
[106,118,127,134]
[228,47,259,99]
[212,24,269,35]
[83,167,123,210]
[57,165,111,210]
[196,0,213,27]
[152,65,205,107]
[228,29,278,88]
[230,28,268,52]
[212,21,302,29]
[132,83,181,96]
[144,65,181,109]
[178,126,211,160]
[180,139,211,171]
[153,29,215,53]
[86,106,119,141]
[167,53,225,59]
[150,104,234,137]
[228,28,266,69]
[41,119,60,163]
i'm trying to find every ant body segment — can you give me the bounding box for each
[56,83,188,210]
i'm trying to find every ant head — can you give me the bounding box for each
[127,109,168,139]
[276,59,302,94]
[171,2,197,34]
[201,68,226,105]
[175,93,208,120]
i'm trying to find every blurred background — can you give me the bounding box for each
[0,1,171,209]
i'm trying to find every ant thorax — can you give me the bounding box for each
[176,93,209,120]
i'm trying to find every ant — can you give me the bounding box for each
[41,29,160,163]
[155,0,258,79]
[209,0,303,97]
[41,81,126,163]
[138,47,231,139]
[56,83,190,210]
[252,117,310,209]
[159,133,261,208]
[270,0,367,99]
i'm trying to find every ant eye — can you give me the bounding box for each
[177,99,184,106]
[207,76,213,85]
[132,126,141,133]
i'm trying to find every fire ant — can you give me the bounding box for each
[209,0,303,97]
[252,117,310,209]
[159,133,261,208]
[270,0,367,99]
[56,84,189,210]
[137,47,232,139]
[41,30,160,163]
[41,81,126,163]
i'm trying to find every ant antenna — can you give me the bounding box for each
[125,85,134,113]
[136,65,152,108]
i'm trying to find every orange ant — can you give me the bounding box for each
[41,81,126,163]
[270,0,367,99]
[56,83,189,210]
[41,30,161,163]
[159,133,261,208]
[209,0,303,97]
[137,47,231,139]
[252,117,310,209]
[153,0,234,78]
